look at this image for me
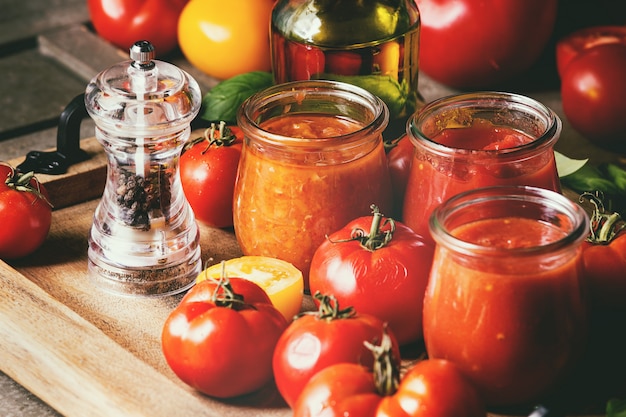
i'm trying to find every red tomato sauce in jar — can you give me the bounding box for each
[403,119,561,241]
[423,216,587,406]
[233,113,393,288]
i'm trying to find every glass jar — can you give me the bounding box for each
[85,41,202,297]
[402,91,562,243]
[270,0,423,139]
[234,80,393,290]
[423,185,589,407]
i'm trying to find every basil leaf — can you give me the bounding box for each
[561,163,621,195]
[554,151,588,178]
[607,398,626,417]
[316,73,408,120]
[602,163,626,193]
[201,71,274,123]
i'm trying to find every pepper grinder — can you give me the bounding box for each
[85,40,202,297]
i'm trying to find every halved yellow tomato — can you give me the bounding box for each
[197,256,304,320]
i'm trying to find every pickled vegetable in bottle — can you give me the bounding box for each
[271,0,424,139]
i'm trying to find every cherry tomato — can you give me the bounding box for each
[416,0,558,89]
[579,192,626,310]
[294,358,485,417]
[161,277,288,398]
[88,0,187,55]
[272,292,401,408]
[325,51,362,76]
[386,134,414,219]
[180,123,243,228]
[0,164,52,260]
[178,0,274,79]
[288,43,326,80]
[560,43,626,153]
[556,25,626,78]
[309,206,434,345]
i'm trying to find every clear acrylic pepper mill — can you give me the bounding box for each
[85,40,202,297]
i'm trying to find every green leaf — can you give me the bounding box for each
[607,398,626,417]
[200,71,274,124]
[602,163,626,193]
[561,163,621,195]
[316,73,408,120]
[554,151,588,178]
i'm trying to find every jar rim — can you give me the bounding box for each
[407,91,561,158]
[236,80,389,151]
[429,185,589,258]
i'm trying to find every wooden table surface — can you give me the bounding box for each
[1,1,625,416]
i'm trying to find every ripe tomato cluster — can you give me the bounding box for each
[88,0,274,79]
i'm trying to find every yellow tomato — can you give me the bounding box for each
[197,256,304,320]
[177,0,274,80]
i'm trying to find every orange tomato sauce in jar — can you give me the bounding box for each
[233,113,393,289]
[423,187,589,407]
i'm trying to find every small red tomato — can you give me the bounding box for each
[161,277,288,398]
[88,0,187,55]
[309,206,434,345]
[579,192,626,310]
[180,123,243,228]
[294,338,485,417]
[556,25,626,78]
[325,51,363,76]
[272,292,401,408]
[0,164,52,259]
[386,134,414,219]
[288,43,326,80]
[561,43,626,152]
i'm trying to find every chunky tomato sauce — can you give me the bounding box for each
[403,119,561,241]
[233,114,393,288]
[423,217,587,406]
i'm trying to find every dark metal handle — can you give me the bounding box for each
[17,93,89,175]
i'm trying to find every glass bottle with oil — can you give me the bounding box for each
[271,0,424,140]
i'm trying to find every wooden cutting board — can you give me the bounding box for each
[1,135,617,417]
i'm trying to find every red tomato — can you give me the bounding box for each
[0,164,52,259]
[294,359,485,417]
[325,51,362,76]
[272,292,401,408]
[161,277,288,398]
[416,0,558,89]
[180,123,243,228]
[308,206,434,345]
[288,43,326,80]
[579,192,626,310]
[556,25,626,78]
[386,134,414,219]
[560,43,626,153]
[88,0,187,55]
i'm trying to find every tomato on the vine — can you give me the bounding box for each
[556,25,626,78]
[272,292,401,408]
[161,276,288,398]
[0,164,52,260]
[178,0,274,79]
[309,206,434,345]
[560,43,626,153]
[579,192,626,310]
[180,122,243,228]
[416,0,557,89]
[293,332,485,417]
[88,0,187,55]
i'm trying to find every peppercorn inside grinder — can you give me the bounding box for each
[84,41,202,297]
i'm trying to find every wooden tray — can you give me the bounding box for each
[1,135,623,417]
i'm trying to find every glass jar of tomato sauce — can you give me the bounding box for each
[424,185,589,407]
[234,80,393,290]
[402,92,562,243]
